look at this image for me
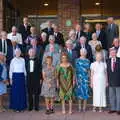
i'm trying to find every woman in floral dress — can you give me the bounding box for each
[56,53,74,114]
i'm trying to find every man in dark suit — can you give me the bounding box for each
[63,40,79,67]
[107,48,120,115]
[75,36,93,63]
[0,31,13,66]
[53,26,65,47]
[19,17,31,44]
[75,24,86,42]
[26,48,42,111]
[95,23,107,50]
[42,21,54,36]
[106,17,119,49]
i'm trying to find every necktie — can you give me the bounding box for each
[76,32,79,40]
[112,58,116,72]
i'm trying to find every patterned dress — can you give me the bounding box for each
[56,65,74,101]
[41,66,56,98]
[75,58,90,100]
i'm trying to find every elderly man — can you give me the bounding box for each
[63,39,78,67]
[8,26,22,45]
[107,48,120,115]
[53,25,65,47]
[95,23,107,50]
[19,17,31,44]
[42,21,54,36]
[106,17,119,49]
[0,31,13,65]
[75,36,93,62]
[26,48,42,111]
[75,24,86,42]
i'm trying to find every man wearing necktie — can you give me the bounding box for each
[63,40,78,67]
[53,26,65,47]
[106,17,119,49]
[95,23,107,50]
[107,48,120,115]
[75,24,86,42]
[0,31,13,66]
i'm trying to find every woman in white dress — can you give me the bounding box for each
[90,52,108,112]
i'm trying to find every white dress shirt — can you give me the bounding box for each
[1,39,7,56]
[30,60,34,72]
[9,57,27,79]
[7,32,23,44]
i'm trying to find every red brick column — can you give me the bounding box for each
[0,0,4,32]
[58,0,80,34]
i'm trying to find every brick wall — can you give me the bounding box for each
[0,0,4,32]
[58,0,80,35]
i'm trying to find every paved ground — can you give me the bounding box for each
[0,105,120,120]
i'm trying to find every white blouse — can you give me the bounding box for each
[7,32,23,44]
[9,57,27,79]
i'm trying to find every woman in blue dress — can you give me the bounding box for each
[75,48,90,112]
[0,52,8,112]
[9,48,27,112]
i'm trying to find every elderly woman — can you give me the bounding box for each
[40,32,48,50]
[0,52,8,112]
[75,48,90,112]
[90,52,107,112]
[69,29,77,49]
[45,35,61,53]
[88,33,102,60]
[9,48,27,112]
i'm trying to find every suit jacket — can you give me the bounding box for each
[106,23,119,49]
[18,24,31,43]
[76,31,86,42]
[26,57,41,89]
[95,30,107,50]
[54,32,65,47]
[42,27,54,36]
[107,57,120,87]
[63,48,79,66]
[75,43,93,63]
[0,39,13,65]
[42,27,54,44]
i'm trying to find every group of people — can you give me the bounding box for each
[0,16,120,115]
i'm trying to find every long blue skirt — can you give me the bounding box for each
[10,73,27,111]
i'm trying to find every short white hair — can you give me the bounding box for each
[49,35,55,41]
[80,36,86,41]
[41,32,47,37]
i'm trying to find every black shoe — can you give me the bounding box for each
[117,111,120,115]
[45,109,51,115]
[35,108,39,111]
[50,109,55,114]
[108,111,116,114]
[28,108,33,111]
